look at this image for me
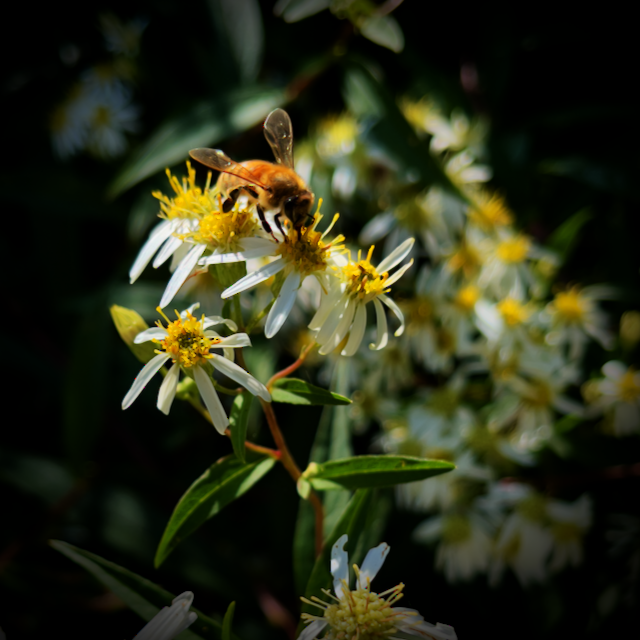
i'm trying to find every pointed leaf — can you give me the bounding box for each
[270,378,351,405]
[229,392,253,463]
[359,15,404,52]
[303,455,454,491]
[222,601,236,640]
[50,540,234,640]
[546,207,593,261]
[155,455,276,567]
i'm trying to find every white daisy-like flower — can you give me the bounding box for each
[129,163,215,285]
[121,304,270,434]
[414,510,494,583]
[594,360,640,435]
[299,534,457,640]
[547,494,592,572]
[309,238,414,356]
[213,211,346,339]
[133,591,197,640]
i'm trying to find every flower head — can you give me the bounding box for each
[122,304,270,433]
[299,534,456,640]
[133,591,197,640]
[309,238,414,356]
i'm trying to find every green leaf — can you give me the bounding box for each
[546,207,593,261]
[50,540,231,640]
[271,378,351,406]
[274,0,331,22]
[359,15,404,52]
[229,392,252,463]
[303,455,454,491]
[299,490,374,628]
[108,87,286,198]
[155,455,276,567]
[222,601,236,640]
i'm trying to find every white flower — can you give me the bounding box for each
[299,534,457,640]
[309,238,414,356]
[547,494,592,572]
[215,212,345,338]
[594,361,640,435]
[133,591,197,640]
[121,304,270,434]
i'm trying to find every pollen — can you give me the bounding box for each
[469,192,513,230]
[155,308,220,368]
[152,162,216,220]
[301,568,406,640]
[185,204,259,252]
[341,246,389,302]
[496,235,530,264]
[497,298,530,326]
[552,288,587,323]
[617,368,640,403]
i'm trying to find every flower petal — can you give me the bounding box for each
[122,353,170,409]
[331,534,350,599]
[379,294,405,336]
[370,298,389,350]
[357,542,390,589]
[265,271,301,338]
[153,233,184,269]
[157,363,180,415]
[297,619,328,640]
[203,316,238,332]
[193,365,228,434]
[134,591,197,640]
[134,327,168,343]
[318,298,356,355]
[341,302,367,356]
[211,354,271,402]
[222,258,284,298]
[377,237,415,273]
[215,333,252,349]
[308,282,345,331]
[199,238,276,265]
[129,220,173,284]
[385,258,414,287]
[159,244,207,309]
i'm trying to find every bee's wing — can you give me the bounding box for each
[263,108,294,169]
[189,148,270,190]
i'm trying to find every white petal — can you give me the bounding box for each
[308,282,346,331]
[379,294,405,336]
[384,259,414,287]
[315,293,350,346]
[157,363,180,415]
[297,619,328,640]
[215,333,252,348]
[134,327,168,343]
[265,271,301,338]
[199,238,276,265]
[370,298,389,350]
[153,233,184,268]
[135,591,197,640]
[129,220,173,284]
[193,366,228,434]
[357,542,390,589]
[203,316,238,332]
[159,244,207,309]
[358,211,396,245]
[331,534,349,599]
[222,258,284,298]
[341,303,367,356]
[602,360,627,381]
[211,355,271,402]
[318,298,356,355]
[122,353,170,409]
[377,237,415,273]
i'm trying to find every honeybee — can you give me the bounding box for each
[189,108,314,241]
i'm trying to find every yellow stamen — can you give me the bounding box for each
[552,287,587,323]
[617,368,640,403]
[497,298,530,326]
[152,162,217,220]
[496,235,530,264]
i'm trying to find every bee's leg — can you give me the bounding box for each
[273,211,289,243]
[256,205,279,242]
[222,188,241,213]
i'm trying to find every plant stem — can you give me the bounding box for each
[266,342,316,390]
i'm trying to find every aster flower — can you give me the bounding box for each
[133,591,197,640]
[547,494,592,573]
[214,210,345,338]
[121,304,270,433]
[593,360,640,435]
[309,238,414,356]
[299,534,456,640]
[129,163,215,285]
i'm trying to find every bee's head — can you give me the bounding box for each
[284,191,315,228]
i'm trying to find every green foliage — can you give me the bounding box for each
[270,377,352,405]
[229,392,253,463]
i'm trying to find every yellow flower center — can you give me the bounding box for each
[454,285,479,312]
[183,205,259,252]
[617,368,640,403]
[551,521,582,543]
[317,113,358,156]
[155,309,220,368]
[448,241,482,276]
[441,514,472,544]
[553,289,586,323]
[522,381,553,408]
[497,298,530,326]
[469,192,513,230]
[496,235,530,264]
[152,162,216,220]
[341,246,388,302]
[516,494,547,522]
[92,105,113,128]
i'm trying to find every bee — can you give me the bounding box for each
[189,108,314,241]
